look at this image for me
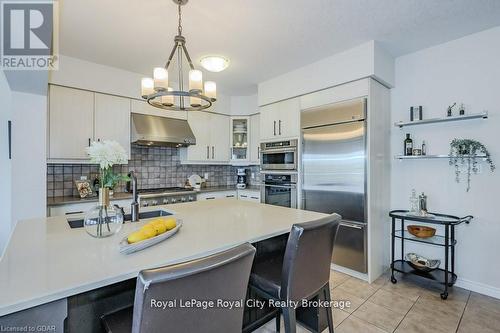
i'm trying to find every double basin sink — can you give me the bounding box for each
[67,210,171,229]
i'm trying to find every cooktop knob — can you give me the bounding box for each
[151,200,158,206]
[171,198,177,203]
[163,198,169,204]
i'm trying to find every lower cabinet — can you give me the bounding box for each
[48,199,132,217]
[196,191,237,201]
[197,190,260,202]
[238,190,261,203]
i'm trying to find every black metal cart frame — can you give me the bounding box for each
[389,210,473,300]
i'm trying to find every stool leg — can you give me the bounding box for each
[282,306,296,333]
[276,310,281,332]
[324,284,334,333]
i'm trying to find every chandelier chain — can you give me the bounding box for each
[178,3,182,35]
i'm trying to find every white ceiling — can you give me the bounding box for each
[59,0,500,96]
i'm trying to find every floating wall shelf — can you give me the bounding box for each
[395,154,487,160]
[394,111,488,128]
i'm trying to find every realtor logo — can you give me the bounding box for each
[1,1,58,70]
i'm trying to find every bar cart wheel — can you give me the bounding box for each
[390,276,397,284]
[440,292,448,300]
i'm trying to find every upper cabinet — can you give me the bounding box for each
[250,114,260,164]
[94,93,131,158]
[182,112,229,164]
[230,117,250,163]
[259,97,300,141]
[48,85,131,162]
[48,86,95,160]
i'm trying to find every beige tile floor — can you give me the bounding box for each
[254,270,500,333]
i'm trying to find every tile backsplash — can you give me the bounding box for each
[47,145,261,198]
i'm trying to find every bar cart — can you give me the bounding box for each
[389,210,473,300]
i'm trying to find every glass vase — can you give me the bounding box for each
[84,188,123,238]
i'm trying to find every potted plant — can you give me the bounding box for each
[83,140,129,238]
[449,139,495,191]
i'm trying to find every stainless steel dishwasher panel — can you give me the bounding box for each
[332,221,367,273]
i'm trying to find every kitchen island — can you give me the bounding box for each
[0,199,326,329]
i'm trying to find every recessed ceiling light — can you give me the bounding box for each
[200,56,230,72]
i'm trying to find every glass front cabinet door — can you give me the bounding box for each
[230,117,250,163]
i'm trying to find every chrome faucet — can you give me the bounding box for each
[129,171,139,222]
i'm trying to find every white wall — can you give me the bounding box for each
[10,92,47,225]
[0,72,12,257]
[258,41,395,106]
[230,94,258,116]
[391,26,500,298]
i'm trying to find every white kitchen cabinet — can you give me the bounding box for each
[277,98,300,138]
[196,191,236,200]
[48,85,133,162]
[210,113,230,162]
[250,114,260,164]
[238,190,260,203]
[94,93,131,159]
[130,99,187,120]
[182,112,229,163]
[259,97,300,141]
[48,198,132,217]
[48,85,94,160]
[185,111,212,161]
[230,117,250,163]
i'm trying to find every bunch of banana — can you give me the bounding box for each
[127,217,177,244]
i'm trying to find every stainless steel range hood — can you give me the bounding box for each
[131,113,196,147]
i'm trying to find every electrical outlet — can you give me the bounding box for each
[204,172,209,180]
[251,172,255,179]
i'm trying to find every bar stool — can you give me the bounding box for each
[249,214,341,333]
[101,243,256,333]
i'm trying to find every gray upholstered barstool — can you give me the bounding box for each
[249,214,341,333]
[101,243,256,333]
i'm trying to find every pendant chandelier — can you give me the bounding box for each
[140,0,216,111]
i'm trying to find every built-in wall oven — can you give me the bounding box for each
[260,139,298,171]
[261,173,297,208]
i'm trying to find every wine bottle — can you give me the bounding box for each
[404,134,413,156]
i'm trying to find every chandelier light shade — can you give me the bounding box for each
[140,0,217,111]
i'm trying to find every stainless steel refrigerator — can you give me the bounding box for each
[301,98,367,273]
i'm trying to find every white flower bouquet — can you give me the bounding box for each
[85,140,129,189]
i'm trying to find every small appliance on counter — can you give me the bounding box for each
[187,174,203,191]
[236,168,248,189]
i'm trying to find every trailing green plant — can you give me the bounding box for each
[449,139,495,191]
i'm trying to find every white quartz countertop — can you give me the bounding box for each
[0,200,325,316]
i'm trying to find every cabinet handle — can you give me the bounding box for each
[241,195,248,198]
[250,196,259,200]
[278,120,282,135]
[257,146,260,159]
[207,146,210,159]
[212,146,214,159]
[88,138,91,147]
[273,121,276,136]
[7,120,12,159]
[206,197,215,200]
